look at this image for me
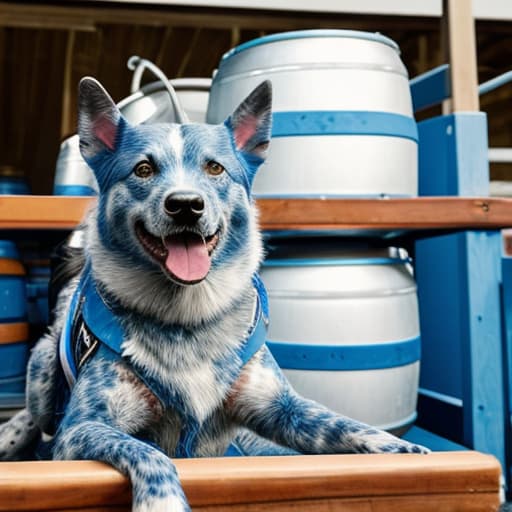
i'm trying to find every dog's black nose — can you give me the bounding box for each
[164,192,205,223]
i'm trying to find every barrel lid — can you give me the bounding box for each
[222,29,400,61]
[263,243,411,267]
[0,241,19,259]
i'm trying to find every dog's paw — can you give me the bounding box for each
[352,430,430,454]
[134,495,190,512]
[367,440,430,454]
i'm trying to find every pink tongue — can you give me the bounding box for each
[164,233,211,282]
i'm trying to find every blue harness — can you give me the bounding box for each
[58,266,269,457]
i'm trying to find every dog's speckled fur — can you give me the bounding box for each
[0,78,428,512]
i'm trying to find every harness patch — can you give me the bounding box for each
[73,318,100,371]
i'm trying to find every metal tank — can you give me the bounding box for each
[207,29,418,198]
[261,242,421,434]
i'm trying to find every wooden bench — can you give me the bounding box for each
[0,452,502,511]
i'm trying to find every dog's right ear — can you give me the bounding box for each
[78,77,124,160]
[226,81,272,161]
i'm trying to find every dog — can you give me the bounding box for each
[0,78,428,512]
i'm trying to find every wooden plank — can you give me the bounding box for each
[0,2,439,32]
[27,494,505,512]
[196,494,501,512]
[1,196,512,232]
[0,196,95,230]
[443,0,479,112]
[258,197,512,231]
[0,452,502,511]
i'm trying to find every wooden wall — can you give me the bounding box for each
[0,2,511,194]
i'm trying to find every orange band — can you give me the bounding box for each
[0,259,25,276]
[0,322,29,344]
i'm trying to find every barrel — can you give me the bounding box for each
[260,243,420,434]
[0,241,28,394]
[25,257,51,327]
[0,165,30,195]
[207,29,417,198]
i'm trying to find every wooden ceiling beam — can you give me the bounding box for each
[0,2,440,32]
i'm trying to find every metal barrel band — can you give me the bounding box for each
[0,259,25,276]
[271,111,418,143]
[267,335,421,371]
[53,184,98,197]
[0,322,29,344]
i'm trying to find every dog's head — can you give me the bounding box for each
[78,78,271,324]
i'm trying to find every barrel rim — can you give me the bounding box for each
[221,30,400,61]
[262,256,412,267]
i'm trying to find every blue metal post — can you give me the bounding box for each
[415,112,506,469]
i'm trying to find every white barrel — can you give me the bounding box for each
[207,29,417,198]
[261,244,420,434]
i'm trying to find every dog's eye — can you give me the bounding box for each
[204,160,225,176]
[134,161,155,178]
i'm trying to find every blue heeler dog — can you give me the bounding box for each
[0,78,428,511]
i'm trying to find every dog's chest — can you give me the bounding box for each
[121,305,253,425]
[153,406,233,458]
[123,321,246,457]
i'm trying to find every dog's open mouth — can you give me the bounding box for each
[135,221,219,284]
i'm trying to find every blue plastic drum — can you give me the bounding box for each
[0,241,29,384]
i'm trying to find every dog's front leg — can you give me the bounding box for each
[53,358,190,512]
[229,347,429,455]
[54,421,188,512]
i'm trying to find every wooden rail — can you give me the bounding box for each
[1,195,512,232]
[0,452,502,511]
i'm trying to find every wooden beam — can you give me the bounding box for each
[0,452,502,511]
[0,196,511,232]
[443,0,480,112]
[0,2,439,32]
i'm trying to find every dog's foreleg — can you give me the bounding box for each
[53,359,190,512]
[0,409,40,460]
[54,421,188,512]
[229,347,429,455]
[26,332,60,433]
[26,279,78,433]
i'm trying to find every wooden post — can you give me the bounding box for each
[60,29,76,138]
[442,0,480,112]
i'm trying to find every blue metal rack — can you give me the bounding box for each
[410,63,512,479]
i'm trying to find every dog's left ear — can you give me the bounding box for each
[226,81,272,163]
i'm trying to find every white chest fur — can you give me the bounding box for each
[121,292,255,424]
